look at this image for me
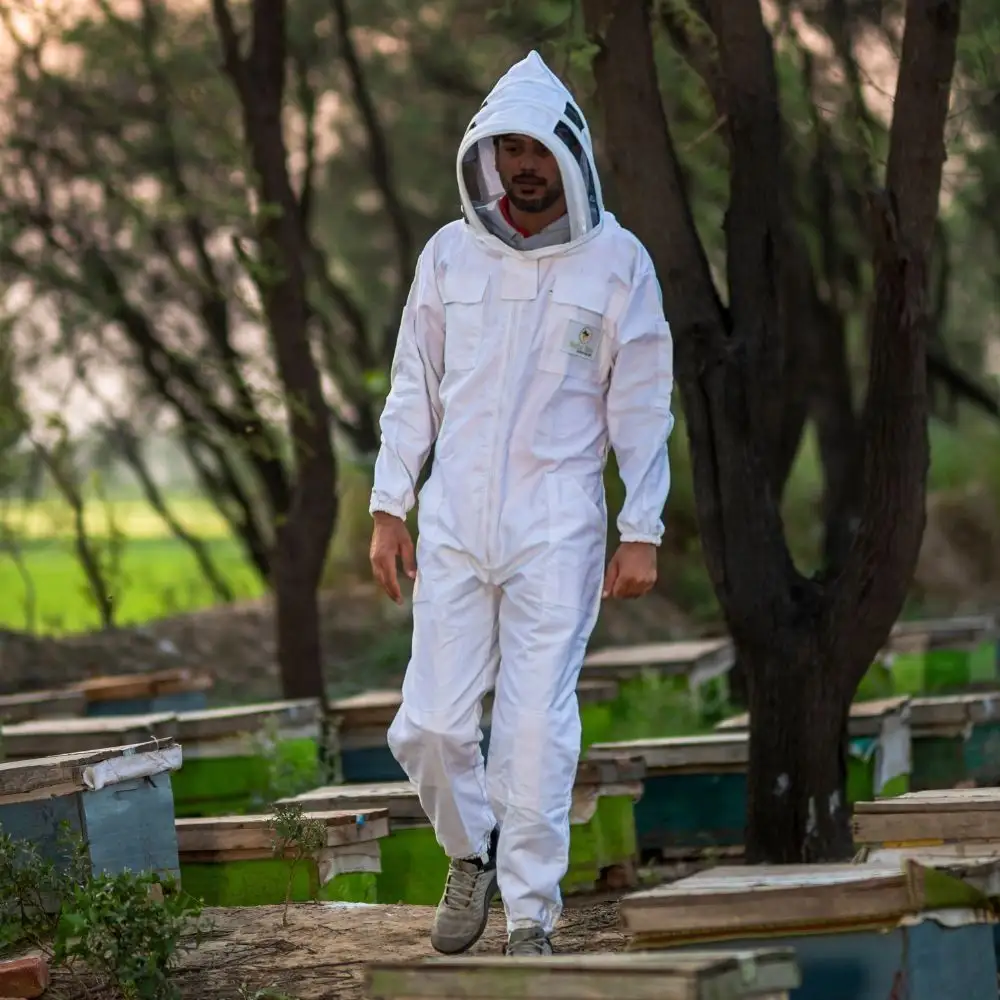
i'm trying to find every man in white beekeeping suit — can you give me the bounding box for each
[368,51,674,957]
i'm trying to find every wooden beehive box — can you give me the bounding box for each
[619,862,1000,1000]
[853,786,1000,860]
[716,697,912,799]
[74,668,213,717]
[170,699,323,817]
[588,733,748,859]
[175,807,389,906]
[329,679,622,784]
[0,713,178,760]
[0,688,87,724]
[907,693,1000,789]
[0,739,182,891]
[366,949,802,1000]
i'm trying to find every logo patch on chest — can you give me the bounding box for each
[561,319,601,361]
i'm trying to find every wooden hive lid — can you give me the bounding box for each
[0,738,180,803]
[0,688,86,723]
[0,713,178,759]
[575,756,647,786]
[891,615,997,641]
[589,733,748,771]
[74,668,213,703]
[278,781,424,822]
[366,949,801,1000]
[717,697,910,738]
[582,638,734,678]
[173,698,320,741]
[619,861,996,943]
[175,807,390,858]
[853,787,1000,846]
[909,692,1000,731]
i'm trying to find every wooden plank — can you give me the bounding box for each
[73,668,213,703]
[0,689,86,723]
[910,692,1000,732]
[619,861,993,939]
[589,734,749,772]
[891,615,997,643]
[853,787,1000,845]
[0,739,178,800]
[174,699,320,741]
[366,949,800,1000]
[279,782,424,822]
[175,808,389,854]
[717,697,910,738]
[582,638,733,675]
[0,713,178,759]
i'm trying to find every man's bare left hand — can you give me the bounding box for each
[602,542,658,600]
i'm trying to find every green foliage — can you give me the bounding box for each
[0,826,209,1000]
[268,804,327,926]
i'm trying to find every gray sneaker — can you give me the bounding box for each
[430,828,499,955]
[504,925,553,956]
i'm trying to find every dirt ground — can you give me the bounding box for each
[47,900,624,1000]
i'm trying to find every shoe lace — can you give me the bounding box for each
[442,861,479,908]
[506,929,550,955]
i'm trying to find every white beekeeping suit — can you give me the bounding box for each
[370,51,674,939]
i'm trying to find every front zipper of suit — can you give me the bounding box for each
[482,300,521,568]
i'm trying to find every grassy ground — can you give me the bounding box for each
[0,497,263,634]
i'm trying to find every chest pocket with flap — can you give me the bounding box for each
[440,266,490,372]
[537,271,613,385]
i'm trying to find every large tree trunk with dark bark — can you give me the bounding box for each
[582,0,961,860]
[211,0,337,703]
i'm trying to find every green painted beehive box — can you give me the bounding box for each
[176,806,388,906]
[170,699,322,818]
[716,696,913,801]
[0,712,178,762]
[907,693,1000,790]
[329,679,620,785]
[281,754,645,904]
[858,616,998,699]
[0,739,182,904]
[619,861,1000,1000]
[0,688,86,725]
[366,949,802,1000]
[579,638,735,743]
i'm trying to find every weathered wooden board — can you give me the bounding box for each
[889,615,998,651]
[589,734,749,774]
[174,699,320,742]
[175,808,390,856]
[0,713,178,759]
[0,738,179,802]
[279,781,424,823]
[366,949,801,1000]
[75,668,213,703]
[853,786,1000,845]
[717,697,910,739]
[581,639,734,683]
[619,861,1000,942]
[0,689,86,724]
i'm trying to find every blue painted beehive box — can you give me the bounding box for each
[329,680,620,785]
[0,739,182,895]
[0,688,86,724]
[619,861,1000,1000]
[366,948,802,999]
[906,693,1000,790]
[75,669,213,717]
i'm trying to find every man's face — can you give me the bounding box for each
[495,134,564,214]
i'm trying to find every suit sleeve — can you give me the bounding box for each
[606,254,676,545]
[369,244,445,519]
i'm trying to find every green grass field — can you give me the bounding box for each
[0,497,264,634]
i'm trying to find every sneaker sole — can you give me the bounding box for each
[430,870,499,956]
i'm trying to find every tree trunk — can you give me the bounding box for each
[583,0,961,859]
[744,642,854,861]
[212,0,338,703]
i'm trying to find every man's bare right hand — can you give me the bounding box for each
[370,511,417,605]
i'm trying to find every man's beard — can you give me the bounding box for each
[504,175,563,214]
